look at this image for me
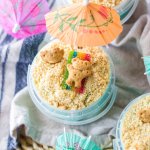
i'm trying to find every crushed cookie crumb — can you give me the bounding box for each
[32,42,110,110]
[122,96,150,150]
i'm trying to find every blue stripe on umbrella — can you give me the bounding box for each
[0,47,9,110]
[7,33,45,150]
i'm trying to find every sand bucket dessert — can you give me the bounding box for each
[71,0,139,24]
[114,93,150,150]
[27,41,116,125]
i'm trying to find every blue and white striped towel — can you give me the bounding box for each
[0,0,150,150]
[0,1,73,149]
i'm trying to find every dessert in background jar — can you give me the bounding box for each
[121,96,150,150]
[72,0,123,7]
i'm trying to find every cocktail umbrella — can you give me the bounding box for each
[0,0,49,39]
[45,0,123,47]
[56,132,101,150]
[143,56,150,75]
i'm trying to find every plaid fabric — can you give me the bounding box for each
[0,1,57,149]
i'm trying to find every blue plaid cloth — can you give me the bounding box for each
[0,1,57,149]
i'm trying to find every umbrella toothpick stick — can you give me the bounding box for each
[83,0,89,5]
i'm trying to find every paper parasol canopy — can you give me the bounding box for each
[0,0,49,39]
[45,0,123,47]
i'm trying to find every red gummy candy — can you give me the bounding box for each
[85,54,91,61]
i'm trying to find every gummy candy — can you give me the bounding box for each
[61,51,91,94]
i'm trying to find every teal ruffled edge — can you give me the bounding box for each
[143,56,150,75]
[56,132,101,150]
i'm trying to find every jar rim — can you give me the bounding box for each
[28,43,115,115]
